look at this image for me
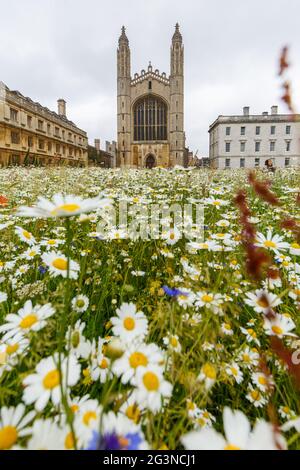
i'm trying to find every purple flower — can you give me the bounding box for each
[163,285,186,297]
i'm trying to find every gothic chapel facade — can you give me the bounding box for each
[117,24,185,168]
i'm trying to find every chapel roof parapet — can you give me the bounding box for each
[131,64,170,86]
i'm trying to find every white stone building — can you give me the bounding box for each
[117,24,186,168]
[209,106,300,169]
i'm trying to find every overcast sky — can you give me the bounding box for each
[1,0,300,154]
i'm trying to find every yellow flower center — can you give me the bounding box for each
[129,352,148,369]
[224,444,241,450]
[52,258,68,270]
[202,363,216,379]
[213,201,220,206]
[47,240,56,245]
[258,376,267,385]
[22,230,32,240]
[251,390,261,401]
[170,232,175,240]
[264,240,276,248]
[83,411,97,426]
[143,371,160,391]
[230,367,238,376]
[43,369,60,389]
[52,203,80,215]
[243,354,250,363]
[247,328,257,338]
[170,336,179,347]
[291,243,300,249]
[70,404,79,413]
[65,432,75,450]
[224,323,231,330]
[6,343,19,355]
[29,251,36,257]
[125,405,140,423]
[216,233,225,238]
[0,426,18,450]
[123,317,135,330]
[271,325,283,335]
[19,314,38,329]
[99,358,108,369]
[76,299,85,308]
[202,294,213,303]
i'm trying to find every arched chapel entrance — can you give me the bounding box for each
[145,154,156,169]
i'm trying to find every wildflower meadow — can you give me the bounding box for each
[0,166,300,450]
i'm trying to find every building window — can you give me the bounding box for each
[286,125,291,135]
[225,158,230,168]
[55,127,60,137]
[47,123,51,134]
[47,141,52,152]
[286,141,291,152]
[28,136,33,148]
[271,125,276,135]
[38,139,45,150]
[133,96,167,141]
[255,158,260,167]
[69,148,73,156]
[240,142,246,152]
[10,108,18,122]
[56,144,60,153]
[11,131,20,144]
[240,158,245,168]
[63,146,66,155]
[225,142,231,153]
[38,120,44,131]
[27,116,32,128]
[270,141,276,152]
[241,126,246,136]
[148,81,152,90]
[255,126,260,135]
[226,126,231,136]
[255,141,260,152]
[62,130,65,140]
[285,157,290,167]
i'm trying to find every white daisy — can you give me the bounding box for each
[244,289,281,314]
[17,193,111,218]
[23,353,80,411]
[181,407,285,450]
[42,251,80,279]
[197,363,217,390]
[0,404,35,450]
[111,302,148,343]
[66,320,92,359]
[264,314,297,338]
[0,300,55,341]
[133,365,173,413]
[112,341,164,384]
[15,226,36,245]
[26,419,65,450]
[71,295,89,313]
[255,230,289,253]
[163,334,182,353]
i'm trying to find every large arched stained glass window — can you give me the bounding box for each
[133,96,167,141]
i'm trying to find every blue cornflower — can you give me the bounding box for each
[163,285,186,297]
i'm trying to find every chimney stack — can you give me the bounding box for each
[57,99,66,117]
[271,105,278,115]
[243,106,250,116]
[95,139,100,151]
[262,111,269,116]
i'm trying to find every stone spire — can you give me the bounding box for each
[172,23,182,43]
[119,25,129,46]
